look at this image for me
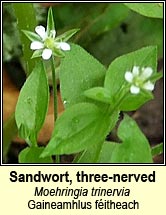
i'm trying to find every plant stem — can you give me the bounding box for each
[108,86,129,115]
[51,56,58,123]
[50,56,60,163]
[56,155,60,163]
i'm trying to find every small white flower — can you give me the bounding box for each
[30,25,70,60]
[23,7,79,60]
[125,66,154,94]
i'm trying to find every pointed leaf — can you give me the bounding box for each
[41,103,113,157]
[151,143,163,157]
[22,30,41,42]
[52,47,65,57]
[75,109,119,163]
[47,7,55,35]
[15,62,49,145]
[150,72,163,82]
[56,28,80,42]
[13,3,37,75]
[31,49,43,59]
[74,143,104,163]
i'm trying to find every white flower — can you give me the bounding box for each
[125,66,154,94]
[30,25,70,60]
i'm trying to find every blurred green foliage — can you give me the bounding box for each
[124,3,163,18]
[89,12,163,66]
[3,4,22,62]
[3,3,47,62]
[3,3,163,66]
[52,3,163,65]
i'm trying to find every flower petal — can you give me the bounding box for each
[30,41,44,50]
[130,85,140,94]
[142,81,154,91]
[125,71,133,83]
[141,67,153,80]
[35,25,47,40]
[132,66,140,77]
[59,42,70,51]
[42,48,52,60]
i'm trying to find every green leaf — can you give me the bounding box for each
[99,115,153,163]
[75,3,129,47]
[15,61,49,146]
[56,28,80,42]
[89,3,129,36]
[13,3,37,75]
[3,4,22,62]
[52,47,65,58]
[151,143,163,157]
[150,72,163,83]
[31,49,42,59]
[98,141,117,163]
[47,7,55,35]
[60,44,106,108]
[84,87,111,104]
[119,90,153,111]
[75,109,120,163]
[88,10,163,65]
[22,30,41,42]
[104,46,157,111]
[41,103,112,157]
[74,143,104,163]
[19,146,52,163]
[124,3,163,19]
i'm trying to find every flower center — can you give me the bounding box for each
[133,76,143,87]
[133,70,150,87]
[44,37,55,49]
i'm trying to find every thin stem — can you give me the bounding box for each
[56,155,60,163]
[50,56,60,164]
[108,86,130,116]
[51,56,58,123]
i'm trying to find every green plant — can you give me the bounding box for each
[4,3,163,163]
